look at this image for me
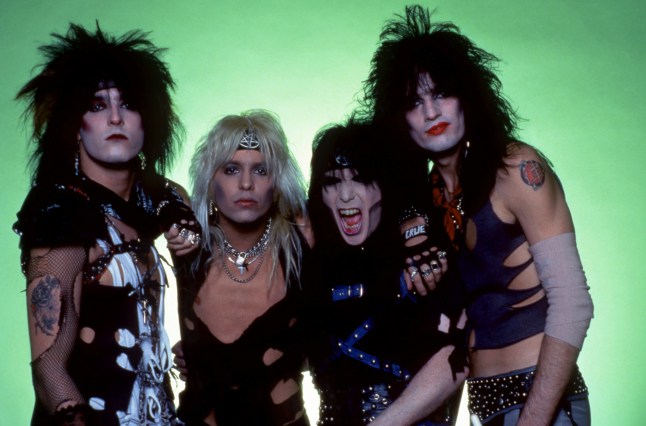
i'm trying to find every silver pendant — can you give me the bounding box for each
[235,254,248,275]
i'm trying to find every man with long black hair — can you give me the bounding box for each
[14,23,199,425]
[360,5,593,425]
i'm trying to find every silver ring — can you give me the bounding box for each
[409,267,419,279]
[179,228,189,239]
[430,260,441,271]
[421,268,433,278]
[437,251,447,260]
[188,233,201,245]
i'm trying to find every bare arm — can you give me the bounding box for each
[500,144,590,425]
[368,345,467,426]
[517,336,579,426]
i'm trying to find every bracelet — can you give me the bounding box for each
[403,224,428,242]
[397,206,429,227]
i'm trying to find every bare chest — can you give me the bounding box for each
[194,255,286,344]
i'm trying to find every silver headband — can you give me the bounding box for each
[239,128,260,150]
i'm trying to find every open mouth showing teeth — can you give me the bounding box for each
[339,208,362,235]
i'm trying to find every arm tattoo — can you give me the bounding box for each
[31,275,62,336]
[519,160,546,190]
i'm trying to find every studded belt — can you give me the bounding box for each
[318,382,450,425]
[467,366,588,424]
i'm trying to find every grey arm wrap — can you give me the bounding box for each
[529,232,593,349]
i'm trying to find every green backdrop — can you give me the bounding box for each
[1,1,644,424]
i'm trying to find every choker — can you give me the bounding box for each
[221,218,272,283]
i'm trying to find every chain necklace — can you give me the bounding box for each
[221,218,272,283]
[223,218,272,259]
[222,251,266,284]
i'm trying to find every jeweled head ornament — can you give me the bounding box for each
[334,152,353,168]
[239,128,260,150]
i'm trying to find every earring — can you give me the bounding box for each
[209,200,219,223]
[75,139,81,176]
[463,140,470,159]
[138,152,147,170]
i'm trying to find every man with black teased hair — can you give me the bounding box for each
[360,5,593,425]
[15,23,199,425]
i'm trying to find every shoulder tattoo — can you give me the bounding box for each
[30,275,62,336]
[519,160,546,190]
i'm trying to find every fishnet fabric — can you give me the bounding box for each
[26,246,87,415]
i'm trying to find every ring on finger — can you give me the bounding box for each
[437,251,447,260]
[188,233,201,245]
[421,268,433,278]
[179,228,189,238]
[409,267,419,279]
[430,260,441,271]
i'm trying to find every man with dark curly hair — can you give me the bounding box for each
[14,23,199,425]
[360,5,593,425]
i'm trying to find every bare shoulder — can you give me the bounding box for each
[505,141,545,163]
[499,142,551,192]
[496,142,573,241]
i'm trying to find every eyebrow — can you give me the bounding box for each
[225,160,267,168]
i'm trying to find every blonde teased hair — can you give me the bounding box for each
[190,109,307,285]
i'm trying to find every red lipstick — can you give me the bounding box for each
[426,122,449,136]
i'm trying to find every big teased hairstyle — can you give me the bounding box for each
[190,109,307,284]
[359,5,520,214]
[16,22,182,183]
[308,119,397,249]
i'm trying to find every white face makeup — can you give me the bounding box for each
[322,168,382,246]
[405,73,465,154]
[211,149,274,227]
[78,88,144,171]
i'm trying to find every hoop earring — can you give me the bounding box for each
[138,152,147,170]
[209,200,219,223]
